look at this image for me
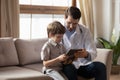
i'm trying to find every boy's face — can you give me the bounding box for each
[52,34,64,43]
[65,16,79,31]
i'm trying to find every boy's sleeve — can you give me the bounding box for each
[41,44,50,61]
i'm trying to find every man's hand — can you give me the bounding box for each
[74,49,88,58]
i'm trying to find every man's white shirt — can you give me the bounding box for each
[63,24,97,69]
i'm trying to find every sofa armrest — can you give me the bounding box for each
[94,48,113,80]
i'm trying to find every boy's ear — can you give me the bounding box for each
[48,33,54,38]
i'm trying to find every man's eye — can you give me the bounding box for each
[73,23,77,25]
[67,22,71,24]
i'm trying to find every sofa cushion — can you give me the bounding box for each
[0,37,19,67]
[0,66,52,80]
[23,63,43,72]
[23,63,68,80]
[15,38,48,65]
[94,48,113,80]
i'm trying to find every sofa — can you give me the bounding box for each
[0,37,113,80]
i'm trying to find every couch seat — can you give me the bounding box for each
[0,66,52,80]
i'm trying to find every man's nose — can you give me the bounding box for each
[70,24,74,29]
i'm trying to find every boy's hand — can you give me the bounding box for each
[57,54,68,62]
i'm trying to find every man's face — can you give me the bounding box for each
[65,16,79,31]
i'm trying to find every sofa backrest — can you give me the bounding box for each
[15,38,48,65]
[0,37,19,67]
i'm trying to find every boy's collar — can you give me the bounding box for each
[49,39,59,47]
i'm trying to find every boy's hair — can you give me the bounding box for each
[47,21,66,37]
[65,6,81,20]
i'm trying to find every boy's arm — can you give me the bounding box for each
[43,54,66,67]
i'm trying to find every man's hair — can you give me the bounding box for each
[47,21,66,37]
[65,6,81,20]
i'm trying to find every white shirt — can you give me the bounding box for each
[63,24,97,69]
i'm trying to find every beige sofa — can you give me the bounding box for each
[0,37,113,80]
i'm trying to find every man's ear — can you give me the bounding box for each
[64,15,67,19]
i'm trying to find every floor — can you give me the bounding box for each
[110,74,120,80]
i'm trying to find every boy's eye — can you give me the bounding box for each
[55,35,63,39]
[57,36,62,38]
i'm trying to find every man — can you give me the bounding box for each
[62,6,107,80]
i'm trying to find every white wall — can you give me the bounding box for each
[93,0,113,41]
[113,0,120,65]
[93,0,120,65]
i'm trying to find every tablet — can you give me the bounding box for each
[66,49,83,56]
[63,49,83,64]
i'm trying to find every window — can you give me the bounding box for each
[19,0,72,39]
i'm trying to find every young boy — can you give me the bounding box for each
[41,21,67,80]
